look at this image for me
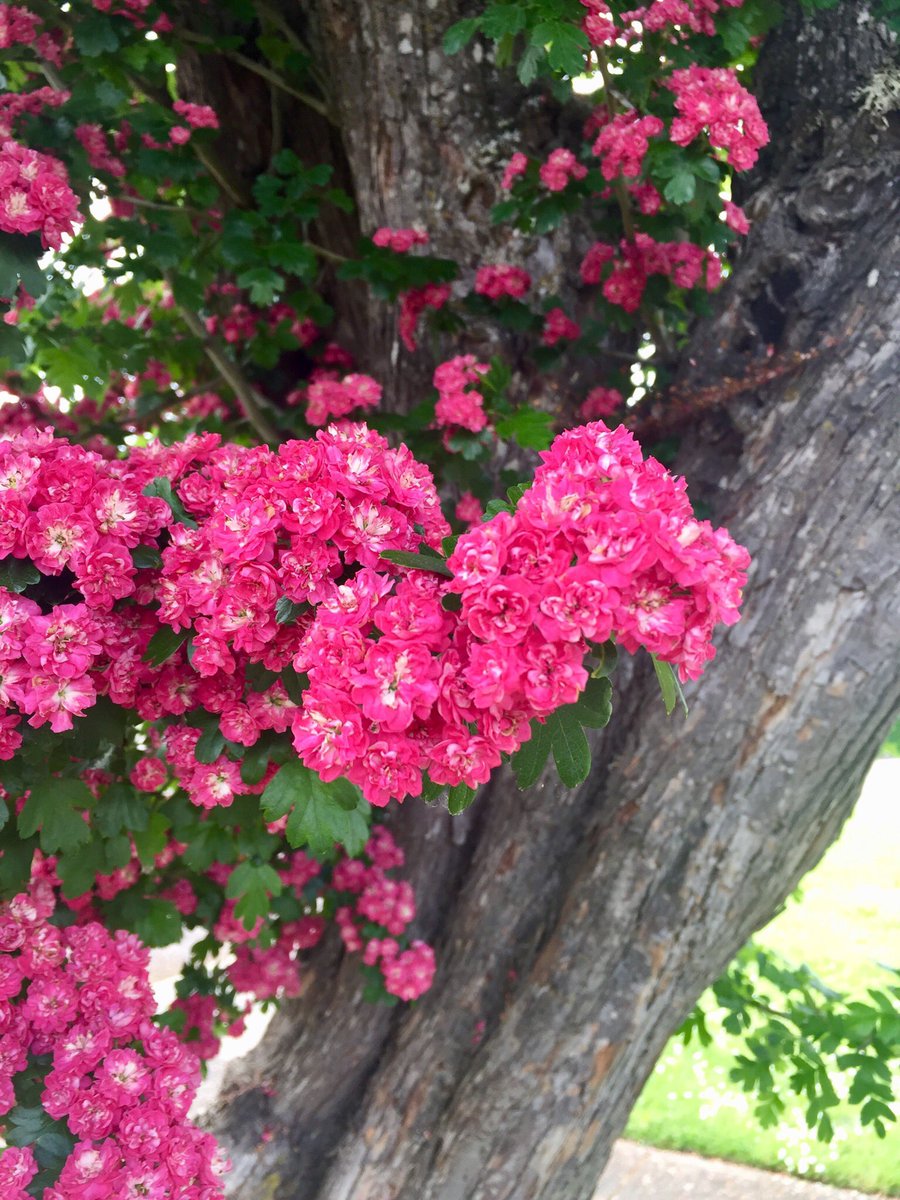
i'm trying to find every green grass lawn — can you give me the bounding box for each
[626,756,900,1194]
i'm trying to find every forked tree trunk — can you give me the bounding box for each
[207,4,900,1197]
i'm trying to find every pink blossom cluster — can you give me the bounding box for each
[0,87,69,140]
[0,430,174,750]
[0,893,228,1198]
[668,65,769,170]
[474,264,531,300]
[580,0,618,46]
[580,387,622,420]
[203,283,317,351]
[455,492,484,527]
[539,148,588,192]
[398,282,451,352]
[0,2,37,44]
[292,421,746,805]
[581,233,722,312]
[449,419,748,683]
[333,828,436,1001]
[372,226,429,253]
[304,372,383,427]
[172,100,219,130]
[580,0,745,43]
[723,199,750,234]
[0,418,746,814]
[0,140,81,250]
[542,307,581,346]
[628,0,746,39]
[433,355,489,433]
[501,151,528,190]
[75,124,126,178]
[592,111,664,180]
[630,180,662,215]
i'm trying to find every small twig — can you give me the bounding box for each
[172,286,282,444]
[116,194,204,215]
[39,58,67,93]
[123,68,253,208]
[268,83,284,169]
[307,241,350,265]
[251,0,333,98]
[176,29,334,121]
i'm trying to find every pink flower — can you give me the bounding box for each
[474,264,531,300]
[372,226,428,252]
[580,387,622,420]
[539,148,587,192]
[501,151,528,189]
[724,200,750,234]
[542,307,581,345]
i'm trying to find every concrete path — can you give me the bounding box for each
[595,1141,888,1200]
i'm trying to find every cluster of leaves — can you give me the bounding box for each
[680,943,900,1141]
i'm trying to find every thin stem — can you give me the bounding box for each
[307,241,349,265]
[250,1,332,98]
[171,285,282,444]
[595,48,676,360]
[268,83,284,169]
[176,29,334,121]
[39,58,67,93]
[118,194,204,215]
[252,1,307,55]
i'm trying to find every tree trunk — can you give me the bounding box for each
[207,4,900,1197]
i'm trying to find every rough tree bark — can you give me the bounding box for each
[206,3,900,1197]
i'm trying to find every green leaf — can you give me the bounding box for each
[591,639,618,679]
[0,828,35,895]
[132,811,171,868]
[118,893,183,947]
[651,654,689,716]
[443,16,481,54]
[240,740,271,785]
[533,21,589,76]
[261,760,369,857]
[0,230,48,299]
[267,241,317,278]
[19,778,93,853]
[380,550,453,577]
[142,476,198,528]
[131,544,162,570]
[94,783,150,836]
[145,228,182,270]
[57,834,107,899]
[142,625,188,666]
[68,696,127,759]
[495,408,555,450]
[569,676,613,728]
[481,4,527,39]
[511,718,552,789]
[447,782,478,815]
[545,707,591,788]
[275,595,306,625]
[226,860,283,928]
[663,170,696,205]
[194,723,226,764]
[0,556,40,593]
[237,266,284,306]
[719,15,751,56]
[420,773,447,805]
[75,13,121,56]
[517,43,544,85]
